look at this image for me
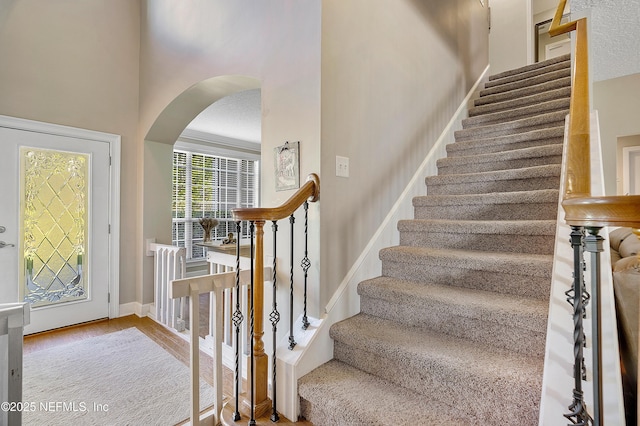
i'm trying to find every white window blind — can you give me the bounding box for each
[172,149,259,260]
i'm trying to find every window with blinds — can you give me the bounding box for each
[172,150,259,260]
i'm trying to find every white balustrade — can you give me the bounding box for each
[169,265,271,426]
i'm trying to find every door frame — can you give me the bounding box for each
[0,115,121,319]
[622,145,640,195]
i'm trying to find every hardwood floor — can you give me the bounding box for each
[23,315,311,425]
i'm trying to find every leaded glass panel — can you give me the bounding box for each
[20,148,89,308]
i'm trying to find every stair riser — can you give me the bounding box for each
[299,400,352,426]
[381,261,551,299]
[485,60,570,89]
[333,342,541,425]
[359,295,547,356]
[462,99,570,129]
[454,117,567,142]
[447,137,564,157]
[437,155,562,175]
[480,68,571,98]
[426,175,561,195]
[474,77,570,107]
[488,54,569,81]
[414,202,558,221]
[469,87,571,117]
[399,231,554,254]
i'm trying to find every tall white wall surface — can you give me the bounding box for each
[489,0,532,74]
[319,0,489,310]
[572,0,640,82]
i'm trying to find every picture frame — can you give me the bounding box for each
[274,141,300,191]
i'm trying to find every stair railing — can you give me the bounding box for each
[549,1,640,424]
[228,173,320,424]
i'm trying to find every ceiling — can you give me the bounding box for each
[185,88,262,144]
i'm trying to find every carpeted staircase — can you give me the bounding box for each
[298,54,572,425]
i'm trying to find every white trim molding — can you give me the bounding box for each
[0,115,121,320]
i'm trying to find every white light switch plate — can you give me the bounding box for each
[336,156,349,178]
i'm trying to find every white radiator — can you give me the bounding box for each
[150,243,186,331]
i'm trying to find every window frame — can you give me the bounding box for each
[173,138,260,261]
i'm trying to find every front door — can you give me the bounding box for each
[0,118,112,334]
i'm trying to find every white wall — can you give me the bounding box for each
[318,0,489,310]
[138,0,322,313]
[0,0,140,305]
[572,0,640,82]
[593,73,640,195]
[489,0,532,74]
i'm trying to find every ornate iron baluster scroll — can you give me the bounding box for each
[232,221,244,422]
[564,226,592,426]
[288,213,296,350]
[584,227,604,426]
[269,221,280,422]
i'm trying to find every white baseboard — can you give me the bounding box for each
[119,302,151,318]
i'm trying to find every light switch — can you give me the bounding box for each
[336,156,349,178]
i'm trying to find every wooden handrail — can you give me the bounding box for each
[550,0,640,227]
[228,172,320,420]
[232,173,320,222]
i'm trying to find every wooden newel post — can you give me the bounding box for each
[252,220,271,417]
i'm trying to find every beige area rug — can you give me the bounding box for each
[23,327,214,426]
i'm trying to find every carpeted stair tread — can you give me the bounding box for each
[474,76,571,107]
[379,245,552,277]
[379,246,552,299]
[397,218,556,254]
[413,188,559,207]
[425,164,561,195]
[454,110,568,141]
[297,53,565,425]
[446,126,565,157]
[488,53,570,81]
[358,276,548,355]
[330,314,543,424]
[398,218,556,235]
[463,97,570,128]
[298,360,468,426]
[437,144,562,175]
[469,86,571,117]
[480,67,571,98]
[485,58,570,89]
[413,189,560,220]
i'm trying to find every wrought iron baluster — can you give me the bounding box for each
[301,201,311,330]
[249,221,256,426]
[584,227,604,426]
[269,221,280,422]
[288,213,296,350]
[232,221,243,422]
[564,226,592,426]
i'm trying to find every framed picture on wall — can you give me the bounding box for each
[274,141,300,191]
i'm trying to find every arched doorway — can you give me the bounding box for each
[141,75,261,308]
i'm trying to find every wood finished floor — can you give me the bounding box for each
[23,315,311,425]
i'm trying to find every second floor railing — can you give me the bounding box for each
[549,1,640,424]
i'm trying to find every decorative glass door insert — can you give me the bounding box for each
[20,147,89,308]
